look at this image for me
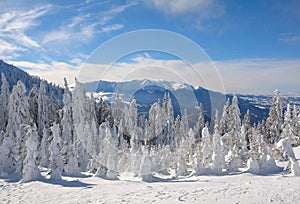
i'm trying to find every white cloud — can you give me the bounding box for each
[9,60,81,85]
[100,24,124,33]
[7,61,50,71]
[0,39,26,54]
[279,33,300,43]
[148,0,225,18]
[10,56,300,95]
[42,2,134,46]
[215,59,300,94]
[77,57,300,95]
[0,5,51,57]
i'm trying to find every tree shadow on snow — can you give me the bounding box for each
[1,173,22,183]
[40,177,94,188]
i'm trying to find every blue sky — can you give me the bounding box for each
[0,0,299,94]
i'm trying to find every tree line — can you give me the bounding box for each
[0,73,299,182]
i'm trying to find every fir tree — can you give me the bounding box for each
[0,73,10,131]
[50,123,64,180]
[194,103,205,142]
[266,89,283,144]
[21,125,41,183]
[211,110,225,174]
[6,81,33,173]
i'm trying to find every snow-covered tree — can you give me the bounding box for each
[37,81,50,137]
[277,138,300,176]
[220,98,230,136]
[211,111,225,174]
[0,135,13,176]
[149,100,163,146]
[39,127,50,167]
[28,85,39,124]
[201,126,212,168]
[112,90,122,127]
[49,123,64,180]
[292,105,300,146]
[227,96,244,170]
[282,104,294,143]
[0,73,10,131]
[242,109,251,149]
[21,125,41,183]
[95,122,118,179]
[6,81,33,173]
[266,89,283,144]
[140,146,152,181]
[194,103,204,142]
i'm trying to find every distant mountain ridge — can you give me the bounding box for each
[84,79,270,125]
[2,60,298,125]
[0,60,63,99]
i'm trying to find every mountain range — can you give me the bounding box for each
[2,60,299,125]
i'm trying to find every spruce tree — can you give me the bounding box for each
[266,89,283,144]
[0,73,10,131]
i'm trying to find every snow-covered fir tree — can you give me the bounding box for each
[0,73,10,132]
[282,104,294,143]
[21,125,41,183]
[211,111,225,174]
[6,80,33,173]
[1,72,300,181]
[62,78,82,173]
[49,123,64,180]
[266,89,283,144]
[37,80,50,137]
[194,103,205,142]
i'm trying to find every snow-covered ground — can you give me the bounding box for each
[1,147,300,204]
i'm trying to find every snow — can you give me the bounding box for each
[1,170,300,203]
[0,147,300,203]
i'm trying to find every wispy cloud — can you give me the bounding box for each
[0,4,51,57]
[100,24,124,33]
[146,0,225,31]
[148,0,222,16]
[42,2,136,45]
[279,33,300,43]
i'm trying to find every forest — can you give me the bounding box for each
[0,73,299,182]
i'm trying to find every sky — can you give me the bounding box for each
[0,0,300,94]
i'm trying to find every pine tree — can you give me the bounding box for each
[266,89,283,144]
[227,96,243,170]
[282,104,294,143]
[242,109,251,149]
[201,126,212,168]
[28,85,39,125]
[0,134,13,176]
[247,125,261,174]
[6,80,33,173]
[211,110,225,174]
[194,103,204,142]
[21,125,41,182]
[140,146,152,181]
[220,98,230,136]
[37,81,50,137]
[149,101,162,146]
[176,139,188,177]
[112,90,122,127]
[292,105,300,146]
[0,73,10,131]
[50,123,64,180]
[62,78,82,172]
[39,127,50,167]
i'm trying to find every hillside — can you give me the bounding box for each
[0,60,63,98]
